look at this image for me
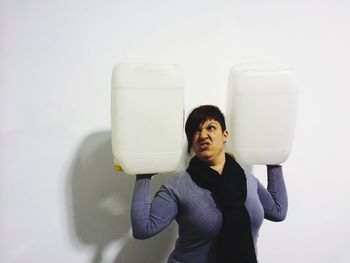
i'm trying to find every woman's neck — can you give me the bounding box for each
[209,152,226,175]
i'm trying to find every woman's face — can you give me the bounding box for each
[191,119,228,164]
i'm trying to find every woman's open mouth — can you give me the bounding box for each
[199,142,210,150]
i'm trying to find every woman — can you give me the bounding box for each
[131,105,287,263]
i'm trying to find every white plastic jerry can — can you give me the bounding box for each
[111,63,184,175]
[226,64,298,165]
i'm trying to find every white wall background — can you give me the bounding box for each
[1,0,350,262]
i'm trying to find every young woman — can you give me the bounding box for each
[131,105,288,263]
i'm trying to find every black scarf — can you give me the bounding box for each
[187,153,257,263]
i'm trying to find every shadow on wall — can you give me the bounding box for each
[67,131,177,263]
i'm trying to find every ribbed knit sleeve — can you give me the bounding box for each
[131,175,178,239]
[257,165,288,222]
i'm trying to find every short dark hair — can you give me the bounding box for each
[185,105,226,153]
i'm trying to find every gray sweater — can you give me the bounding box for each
[131,165,287,263]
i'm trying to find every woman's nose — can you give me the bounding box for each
[199,129,208,139]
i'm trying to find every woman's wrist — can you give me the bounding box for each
[136,174,156,180]
[266,164,282,168]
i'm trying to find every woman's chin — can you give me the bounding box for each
[197,152,213,162]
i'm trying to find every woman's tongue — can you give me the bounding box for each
[200,142,210,150]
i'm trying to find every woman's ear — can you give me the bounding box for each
[223,130,228,143]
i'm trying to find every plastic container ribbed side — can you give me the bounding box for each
[226,64,298,165]
[111,64,184,175]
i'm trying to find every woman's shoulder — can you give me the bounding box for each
[242,167,260,186]
[164,170,192,187]
[159,170,195,197]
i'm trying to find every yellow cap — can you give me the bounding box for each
[114,163,124,172]
[227,152,237,160]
